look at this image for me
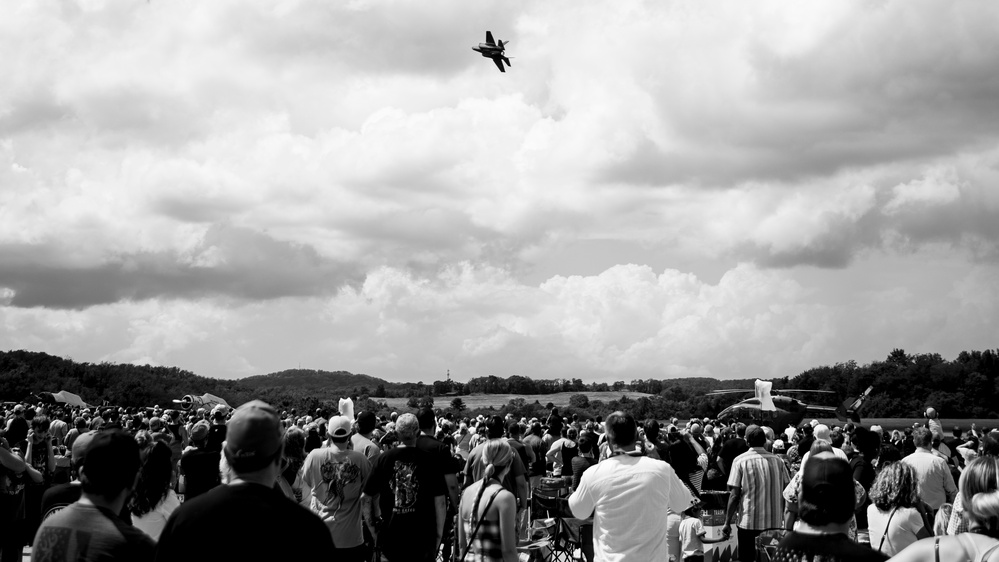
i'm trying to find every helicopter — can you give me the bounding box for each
[707,380,873,429]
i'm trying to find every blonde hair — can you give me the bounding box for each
[961,456,999,532]
[470,440,514,528]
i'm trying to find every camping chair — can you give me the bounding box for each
[529,493,585,562]
[754,528,787,562]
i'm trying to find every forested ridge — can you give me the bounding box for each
[1,348,996,419]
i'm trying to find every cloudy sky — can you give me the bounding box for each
[2,1,998,384]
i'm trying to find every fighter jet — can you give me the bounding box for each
[473,31,511,73]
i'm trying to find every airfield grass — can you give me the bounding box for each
[377,393,996,431]
[379,391,652,411]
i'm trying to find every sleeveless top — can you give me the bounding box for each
[462,485,504,562]
[935,534,999,562]
[560,442,578,474]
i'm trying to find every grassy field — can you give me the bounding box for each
[379,391,653,411]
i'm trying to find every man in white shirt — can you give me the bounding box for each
[902,426,957,512]
[569,411,694,562]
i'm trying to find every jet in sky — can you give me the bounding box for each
[472,31,511,73]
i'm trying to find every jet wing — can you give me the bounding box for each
[493,57,506,72]
[486,31,496,46]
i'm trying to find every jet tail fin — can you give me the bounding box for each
[835,386,873,423]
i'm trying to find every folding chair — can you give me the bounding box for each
[529,493,584,562]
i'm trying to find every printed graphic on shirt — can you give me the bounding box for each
[320,460,361,507]
[390,461,419,513]
[35,526,90,560]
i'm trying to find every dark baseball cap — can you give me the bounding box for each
[799,452,854,525]
[224,400,284,472]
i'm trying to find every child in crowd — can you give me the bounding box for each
[678,503,726,562]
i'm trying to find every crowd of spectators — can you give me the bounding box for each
[2,398,999,562]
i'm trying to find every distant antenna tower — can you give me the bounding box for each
[446,369,451,382]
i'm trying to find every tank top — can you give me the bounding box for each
[462,485,504,562]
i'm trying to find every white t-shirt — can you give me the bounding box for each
[679,516,705,557]
[301,446,371,549]
[867,505,925,556]
[133,489,181,542]
[665,511,682,562]
[569,455,694,562]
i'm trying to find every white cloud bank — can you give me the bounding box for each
[1,1,998,380]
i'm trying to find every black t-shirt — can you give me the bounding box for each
[667,439,698,476]
[775,531,887,562]
[719,437,749,472]
[154,481,333,562]
[363,446,446,558]
[547,415,563,437]
[179,448,221,500]
[205,424,226,453]
[416,434,461,475]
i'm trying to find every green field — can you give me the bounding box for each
[379,391,653,411]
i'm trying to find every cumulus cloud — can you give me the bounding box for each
[0,225,361,309]
[1,1,998,380]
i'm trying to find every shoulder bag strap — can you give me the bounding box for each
[980,541,999,562]
[460,486,503,562]
[935,537,941,562]
[878,507,897,553]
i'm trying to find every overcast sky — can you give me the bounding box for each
[2,1,998,384]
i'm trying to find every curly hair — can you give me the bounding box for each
[869,461,920,511]
[129,441,173,517]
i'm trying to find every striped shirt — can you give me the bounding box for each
[727,447,790,530]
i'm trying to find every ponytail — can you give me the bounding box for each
[471,462,495,528]
[470,441,513,528]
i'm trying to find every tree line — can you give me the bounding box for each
[1,348,996,420]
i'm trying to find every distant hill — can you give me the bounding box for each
[240,369,392,392]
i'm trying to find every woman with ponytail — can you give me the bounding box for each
[457,439,518,562]
[891,456,999,562]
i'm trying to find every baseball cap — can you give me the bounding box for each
[799,452,854,525]
[328,416,353,439]
[809,419,819,428]
[224,400,284,472]
[13,404,24,414]
[71,430,98,464]
[190,420,211,442]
